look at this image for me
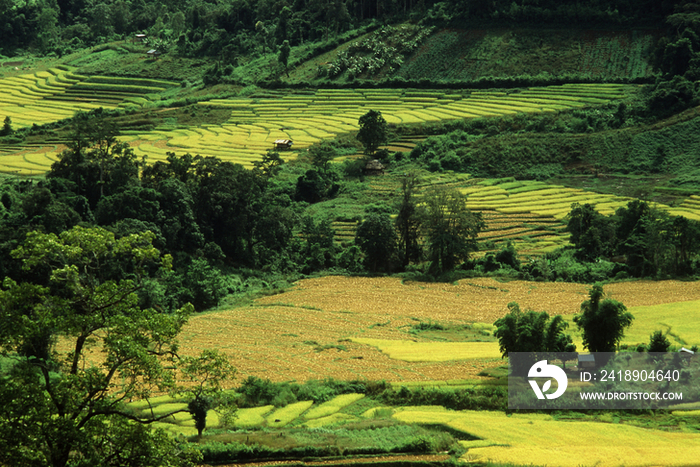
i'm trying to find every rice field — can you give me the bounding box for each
[123,84,630,169]
[178,276,700,384]
[1,82,630,173]
[125,393,369,435]
[393,407,700,467]
[0,67,178,175]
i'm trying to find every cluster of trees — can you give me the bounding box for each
[0,0,438,57]
[566,201,700,277]
[494,284,634,371]
[1,0,686,60]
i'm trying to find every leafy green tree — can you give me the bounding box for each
[252,150,285,180]
[0,116,12,136]
[357,110,388,155]
[0,225,233,467]
[307,142,337,173]
[182,349,236,437]
[278,39,291,76]
[48,110,139,209]
[421,187,484,275]
[566,203,613,261]
[573,284,634,352]
[395,173,422,268]
[355,212,398,272]
[494,302,575,374]
[295,168,339,203]
[648,330,671,352]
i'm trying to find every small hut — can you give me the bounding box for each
[274,139,293,150]
[146,49,161,59]
[133,34,147,43]
[363,159,385,176]
[578,354,595,369]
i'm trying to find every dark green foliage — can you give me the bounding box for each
[299,216,336,274]
[236,377,391,408]
[181,258,229,312]
[421,187,484,275]
[378,385,507,411]
[357,110,388,155]
[295,169,339,203]
[648,330,671,352]
[566,203,614,261]
[188,395,211,437]
[493,302,575,373]
[0,117,12,136]
[47,110,140,209]
[494,241,520,270]
[395,173,423,268]
[355,212,398,273]
[574,284,634,352]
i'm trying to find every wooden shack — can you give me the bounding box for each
[146,49,161,59]
[274,139,293,150]
[363,159,385,176]
[133,34,147,43]
[578,353,595,369]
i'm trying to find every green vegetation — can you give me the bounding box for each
[1,1,700,465]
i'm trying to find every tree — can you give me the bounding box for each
[566,202,613,261]
[421,187,484,275]
[573,284,634,353]
[357,110,387,155]
[48,109,140,209]
[648,330,671,352]
[278,39,291,76]
[0,116,12,136]
[395,172,422,268]
[493,302,575,374]
[0,225,234,467]
[355,212,398,272]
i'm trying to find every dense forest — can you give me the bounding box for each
[0,0,686,58]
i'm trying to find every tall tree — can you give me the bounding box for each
[573,284,634,353]
[0,225,234,467]
[355,212,398,272]
[357,110,388,155]
[421,187,484,275]
[395,172,422,268]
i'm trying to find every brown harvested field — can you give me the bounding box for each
[181,277,700,386]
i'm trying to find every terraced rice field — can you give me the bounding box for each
[394,407,700,467]
[129,393,368,437]
[177,276,700,384]
[126,84,630,168]
[329,174,700,258]
[0,67,178,174]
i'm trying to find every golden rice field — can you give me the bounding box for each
[393,407,700,467]
[179,276,700,385]
[0,68,177,174]
[115,84,631,169]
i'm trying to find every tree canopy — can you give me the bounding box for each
[0,225,233,467]
[573,284,634,353]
